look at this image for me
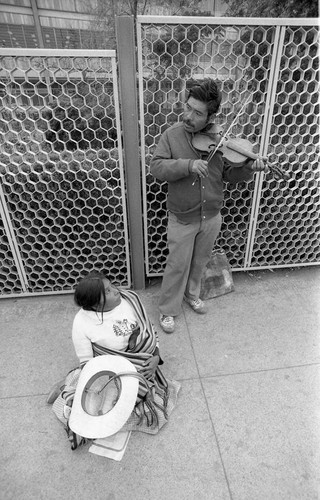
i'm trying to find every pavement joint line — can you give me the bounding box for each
[182,307,235,500]
[2,363,319,401]
[198,372,235,500]
[179,361,320,381]
[0,393,51,400]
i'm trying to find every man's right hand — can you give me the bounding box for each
[191,159,209,178]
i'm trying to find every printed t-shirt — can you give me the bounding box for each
[72,298,138,364]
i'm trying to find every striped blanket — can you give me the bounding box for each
[51,290,180,443]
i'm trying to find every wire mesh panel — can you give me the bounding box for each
[248,25,320,268]
[0,49,130,296]
[137,17,319,274]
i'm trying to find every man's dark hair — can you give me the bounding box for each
[188,79,222,115]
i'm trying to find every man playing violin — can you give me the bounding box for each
[150,79,266,334]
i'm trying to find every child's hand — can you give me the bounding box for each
[140,355,160,379]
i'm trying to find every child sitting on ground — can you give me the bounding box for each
[48,271,180,449]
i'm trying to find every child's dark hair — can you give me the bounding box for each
[74,271,106,311]
[188,79,222,115]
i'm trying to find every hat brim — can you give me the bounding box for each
[69,355,139,439]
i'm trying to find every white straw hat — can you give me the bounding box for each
[69,355,139,439]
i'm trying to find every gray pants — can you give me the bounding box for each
[159,212,222,316]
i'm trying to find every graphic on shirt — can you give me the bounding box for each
[113,319,138,337]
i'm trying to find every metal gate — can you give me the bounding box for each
[0,49,131,297]
[0,18,319,298]
[137,17,319,274]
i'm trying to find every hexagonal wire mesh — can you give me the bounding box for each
[0,50,131,295]
[248,25,320,267]
[137,19,319,275]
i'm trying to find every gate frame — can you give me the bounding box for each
[0,47,133,297]
[136,15,319,276]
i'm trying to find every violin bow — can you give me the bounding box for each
[207,94,252,163]
[207,95,290,181]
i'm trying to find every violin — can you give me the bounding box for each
[191,123,224,157]
[192,124,290,181]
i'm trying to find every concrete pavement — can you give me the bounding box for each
[1,267,319,500]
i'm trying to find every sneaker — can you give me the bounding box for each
[184,296,207,314]
[159,314,175,333]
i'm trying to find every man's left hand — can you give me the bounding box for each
[250,158,269,173]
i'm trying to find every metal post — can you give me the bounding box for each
[115,15,145,289]
[30,0,54,103]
